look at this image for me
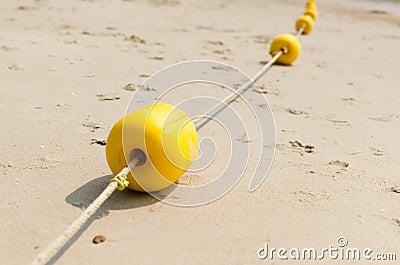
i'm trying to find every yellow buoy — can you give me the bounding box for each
[269,34,301,65]
[306,2,317,9]
[106,103,198,192]
[296,15,314,35]
[304,7,318,20]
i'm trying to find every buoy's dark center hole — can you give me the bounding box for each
[130,148,147,166]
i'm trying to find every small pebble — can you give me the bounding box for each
[92,235,106,244]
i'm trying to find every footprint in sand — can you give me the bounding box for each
[289,140,315,154]
[328,160,349,168]
[124,35,146,44]
[96,94,120,101]
[287,108,309,117]
[0,45,19,52]
[368,115,398,123]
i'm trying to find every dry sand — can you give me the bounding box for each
[1,0,400,264]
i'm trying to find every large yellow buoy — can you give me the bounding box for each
[269,34,301,65]
[296,15,314,35]
[106,103,198,192]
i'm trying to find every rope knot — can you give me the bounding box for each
[110,175,129,191]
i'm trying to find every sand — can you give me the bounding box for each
[1,0,400,264]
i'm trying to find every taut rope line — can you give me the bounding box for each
[193,50,283,130]
[194,23,308,130]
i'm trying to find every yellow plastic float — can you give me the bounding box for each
[306,2,317,10]
[106,103,198,192]
[296,15,314,35]
[304,7,318,20]
[269,34,301,65]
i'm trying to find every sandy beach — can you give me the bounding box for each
[1,0,400,264]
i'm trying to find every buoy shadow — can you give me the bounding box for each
[48,175,172,265]
[45,175,173,265]
[65,174,166,219]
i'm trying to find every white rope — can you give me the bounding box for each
[193,50,283,130]
[193,26,305,130]
[30,159,139,265]
[296,24,306,38]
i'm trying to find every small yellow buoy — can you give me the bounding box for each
[304,7,318,20]
[296,15,314,35]
[106,103,198,192]
[269,34,301,65]
[306,2,317,10]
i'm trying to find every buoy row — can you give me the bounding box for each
[107,1,319,192]
[270,0,318,65]
[30,2,318,264]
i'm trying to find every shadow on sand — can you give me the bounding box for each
[65,174,161,218]
[43,174,170,265]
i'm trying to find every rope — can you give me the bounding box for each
[193,25,305,131]
[296,24,306,38]
[30,158,140,265]
[194,51,282,130]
